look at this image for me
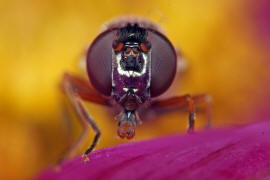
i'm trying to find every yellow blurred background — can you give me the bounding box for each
[1,0,270,179]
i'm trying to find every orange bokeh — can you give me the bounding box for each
[0,0,269,179]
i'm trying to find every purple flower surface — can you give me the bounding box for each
[38,121,270,180]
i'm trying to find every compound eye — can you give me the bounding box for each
[140,42,151,52]
[113,41,124,51]
[149,31,177,97]
[87,29,116,96]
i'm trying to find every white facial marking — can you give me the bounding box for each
[116,53,130,77]
[116,52,149,77]
[123,87,138,92]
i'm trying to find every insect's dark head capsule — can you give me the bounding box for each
[87,19,177,100]
[112,24,151,74]
[111,23,152,108]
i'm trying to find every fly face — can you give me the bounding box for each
[115,46,148,78]
[112,23,151,110]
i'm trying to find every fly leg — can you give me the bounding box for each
[150,94,212,133]
[61,73,111,162]
[192,94,212,129]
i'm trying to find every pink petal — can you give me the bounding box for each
[37,121,270,180]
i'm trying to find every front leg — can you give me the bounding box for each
[61,73,111,162]
[150,94,212,133]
